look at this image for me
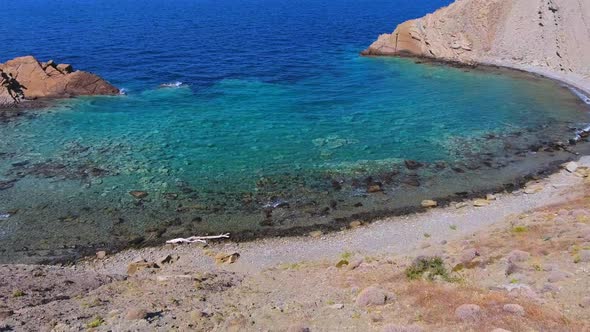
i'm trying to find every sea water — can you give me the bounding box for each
[1,0,589,263]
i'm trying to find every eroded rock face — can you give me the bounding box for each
[362,0,590,87]
[0,55,119,108]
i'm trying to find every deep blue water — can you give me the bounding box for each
[1,0,589,263]
[1,0,451,89]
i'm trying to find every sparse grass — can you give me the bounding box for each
[12,289,24,297]
[86,316,104,328]
[340,251,352,260]
[512,226,528,233]
[449,225,457,230]
[405,257,457,282]
[335,259,349,268]
[423,233,431,238]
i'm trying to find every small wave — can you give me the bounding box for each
[159,81,185,88]
[568,86,590,105]
[119,88,128,95]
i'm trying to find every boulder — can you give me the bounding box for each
[454,304,482,321]
[0,55,118,108]
[421,200,437,208]
[507,250,530,263]
[502,303,525,316]
[355,286,396,307]
[125,308,148,320]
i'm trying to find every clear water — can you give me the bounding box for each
[1,0,589,263]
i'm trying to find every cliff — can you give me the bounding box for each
[362,0,590,93]
[0,56,119,108]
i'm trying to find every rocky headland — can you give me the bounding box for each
[362,0,590,94]
[0,56,119,109]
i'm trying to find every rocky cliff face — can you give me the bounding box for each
[363,0,590,91]
[0,56,119,108]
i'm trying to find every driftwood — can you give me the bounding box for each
[166,233,230,244]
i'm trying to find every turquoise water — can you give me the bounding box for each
[1,0,590,263]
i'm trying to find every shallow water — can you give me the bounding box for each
[1,0,590,263]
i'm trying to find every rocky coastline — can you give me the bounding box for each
[0,56,119,110]
[362,0,590,95]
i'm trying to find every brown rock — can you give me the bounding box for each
[129,190,149,199]
[56,63,73,74]
[455,304,482,321]
[355,286,395,307]
[127,259,159,275]
[125,308,147,320]
[502,303,525,316]
[215,252,240,264]
[96,251,107,259]
[367,183,383,193]
[421,199,437,208]
[0,55,118,108]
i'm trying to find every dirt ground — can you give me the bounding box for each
[2,165,590,331]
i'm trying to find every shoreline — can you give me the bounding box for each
[82,155,590,275]
[3,58,590,265]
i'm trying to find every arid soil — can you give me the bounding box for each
[1,160,590,331]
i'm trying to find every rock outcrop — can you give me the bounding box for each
[362,0,590,92]
[0,56,119,108]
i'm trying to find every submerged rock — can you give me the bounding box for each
[404,160,423,170]
[129,191,149,199]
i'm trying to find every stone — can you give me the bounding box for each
[540,283,560,293]
[215,252,240,264]
[309,230,323,238]
[547,270,570,283]
[421,200,437,208]
[473,199,490,207]
[328,303,344,309]
[129,190,148,199]
[349,220,362,228]
[564,161,579,173]
[580,296,590,308]
[0,56,118,108]
[125,308,147,320]
[404,160,423,170]
[382,324,424,332]
[524,184,543,194]
[455,202,469,209]
[460,248,479,264]
[507,250,530,263]
[96,251,106,259]
[355,286,395,307]
[502,303,525,316]
[127,259,159,275]
[56,63,73,74]
[578,250,590,262]
[454,304,482,321]
[158,254,178,265]
[347,256,364,270]
[367,183,383,193]
[486,194,497,200]
[491,329,512,332]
